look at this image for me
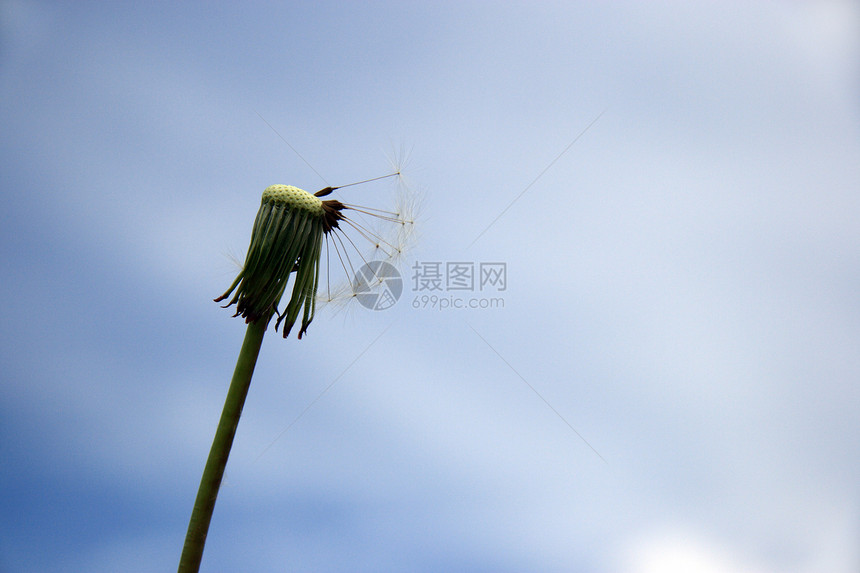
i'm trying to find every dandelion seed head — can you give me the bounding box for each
[217,156,420,338]
[216,184,334,338]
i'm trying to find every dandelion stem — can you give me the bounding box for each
[178,315,270,573]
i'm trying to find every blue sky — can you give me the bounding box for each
[2,2,859,571]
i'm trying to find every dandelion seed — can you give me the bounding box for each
[316,170,419,312]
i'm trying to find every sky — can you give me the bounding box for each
[1,1,859,572]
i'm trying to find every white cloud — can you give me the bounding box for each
[622,526,769,573]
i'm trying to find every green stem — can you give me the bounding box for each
[178,317,269,572]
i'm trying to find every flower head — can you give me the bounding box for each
[215,184,347,339]
[215,174,415,339]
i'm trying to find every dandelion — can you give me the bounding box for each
[179,172,415,572]
[215,185,333,337]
